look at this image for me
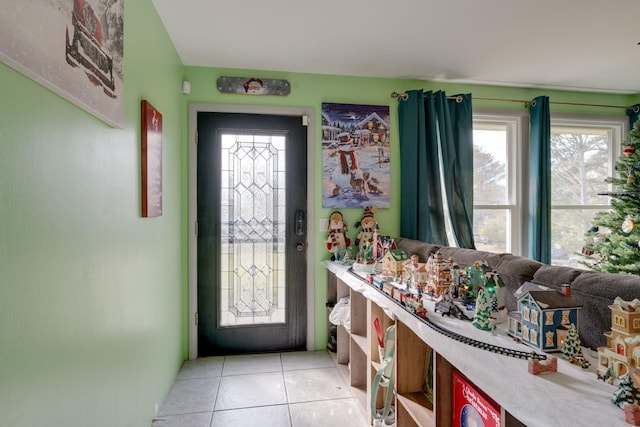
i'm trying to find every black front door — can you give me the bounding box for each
[197,112,307,355]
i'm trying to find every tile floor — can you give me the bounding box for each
[151,351,370,427]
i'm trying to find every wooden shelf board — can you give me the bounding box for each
[397,392,435,426]
[351,383,367,408]
[351,333,368,354]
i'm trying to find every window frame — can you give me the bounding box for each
[472,109,528,256]
[549,113,626,265]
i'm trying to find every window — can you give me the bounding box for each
[545,312,554,325]
[546,331,554,347]
[550,115,625,267]
[473,112,525,254]
[473,110,625,262]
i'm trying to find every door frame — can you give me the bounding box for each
[188,103,316,359]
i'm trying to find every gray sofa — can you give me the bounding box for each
[395,237,640,350]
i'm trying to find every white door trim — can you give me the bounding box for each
[188,103,316,359]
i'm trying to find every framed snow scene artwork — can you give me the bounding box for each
[322,102,391,208]
[0,0,124,128]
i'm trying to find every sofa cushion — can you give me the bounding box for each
[495,255,543,312]
[435,247,504,270]
[569,271,640,350]
[531,264,583,291]
[395,237,440,262]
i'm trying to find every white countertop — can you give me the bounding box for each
[322,260,628,427]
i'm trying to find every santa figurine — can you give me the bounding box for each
[354,207,378,251]
[326,211,350,260]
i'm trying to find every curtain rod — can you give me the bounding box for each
[389,91,637,111]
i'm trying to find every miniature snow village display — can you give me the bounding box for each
[325,210,350,261]
[507,282,583,353]
[433,260,504,322]
[597,298,640,384]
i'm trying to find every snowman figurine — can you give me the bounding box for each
[354,207,378,252]
[326,211,351,261]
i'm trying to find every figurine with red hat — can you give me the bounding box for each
[326,211,351,260]
[355,207,378,251]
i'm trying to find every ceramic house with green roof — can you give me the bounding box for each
[380,249,408,278]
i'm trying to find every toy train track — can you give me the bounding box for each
[418,313,547,360]
[347,268,547,361]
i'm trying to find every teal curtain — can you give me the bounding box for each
[528,96,551,263]
[399,90,447,244]
[628,104,640,129]
[398,90,474,248]
[437,92,474,248]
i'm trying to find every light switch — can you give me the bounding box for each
[319,217,329,232]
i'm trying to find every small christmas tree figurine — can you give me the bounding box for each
[472,289,491,331]
[561,324,580,359]
[612,372,640,409]
[561,324,590,369]
[580,117,640,274]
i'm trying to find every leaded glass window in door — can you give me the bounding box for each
[219,133,286,327]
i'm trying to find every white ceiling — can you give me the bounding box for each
[152,0,640,94]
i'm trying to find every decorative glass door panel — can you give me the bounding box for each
[219,133,286,326]
[197,111,307,355]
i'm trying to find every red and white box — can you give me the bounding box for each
[452,370,501,427]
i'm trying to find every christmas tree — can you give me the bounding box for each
[612,372,640,409]
[581,118,640,274]
[560,324,590,368]
[472,289,491,331]
[561,324,581,360]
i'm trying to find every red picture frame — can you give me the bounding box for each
[141,100,162,217]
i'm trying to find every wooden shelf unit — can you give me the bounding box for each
[368,294,396,420]
[328,268,449,427]
[326,266,507,427]
[324,262,627,427]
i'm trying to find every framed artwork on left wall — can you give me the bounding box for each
[141,100,162,217]
[0,0,124,127]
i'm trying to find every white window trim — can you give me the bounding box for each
[550,113,627,212]
[548,113,627,265]
[473,108,529,256]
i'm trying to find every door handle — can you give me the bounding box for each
[295,210,305,236]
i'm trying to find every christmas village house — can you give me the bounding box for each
[597,297,640,382]
[402,254,429,291]
[425,253,454,297]
[508,282,582,352]
[380,249,408,278]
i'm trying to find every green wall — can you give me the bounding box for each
[0,1,186,426]
[182,66,638,350]
[1,1,638,424]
